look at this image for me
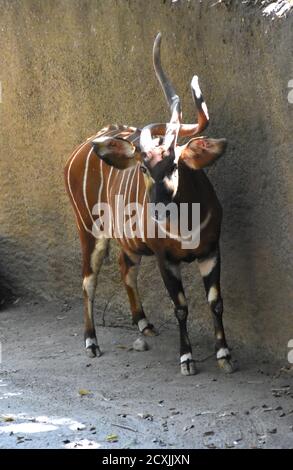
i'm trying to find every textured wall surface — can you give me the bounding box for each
[0,0,292,359]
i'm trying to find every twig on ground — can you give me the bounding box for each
[101,299,111,327]
[111,423,137,433]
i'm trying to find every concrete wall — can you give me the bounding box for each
[0,0,292,359]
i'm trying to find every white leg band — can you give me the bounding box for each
[86,338,97,349]
[217,348,230,359]
[138,318,149,332]
[180,353,193,363]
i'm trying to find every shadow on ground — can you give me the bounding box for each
[0,299,292,449]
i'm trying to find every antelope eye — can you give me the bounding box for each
[140,165,147,174]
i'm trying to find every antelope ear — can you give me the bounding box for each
[180,137,227,170]
[92,137,137,170]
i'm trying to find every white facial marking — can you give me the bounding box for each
[124,142,135,158]
[217,348,230,360]
[208,286,218,303]
[138,318,149,332]
[86,338,98,349]
[180,353,192,363]
[198,256,217,277]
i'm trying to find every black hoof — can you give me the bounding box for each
[142,324,159,337]
[217,358,236,374]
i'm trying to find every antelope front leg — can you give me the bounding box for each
[158,258,196,376]
[81,236,109,358]
[198,247,234,373]
[119,250,157,336]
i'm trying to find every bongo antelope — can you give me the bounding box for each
[64,33,234,375]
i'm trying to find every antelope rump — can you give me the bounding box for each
[64,33,234,375]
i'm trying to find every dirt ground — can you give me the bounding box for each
[0,299,292,449]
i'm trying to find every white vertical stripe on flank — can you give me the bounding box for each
[128,165,139,247]
[116,169,126,240]
[106,166,114,237]
[94,128,122,207]
[122,167,133,249]
[123,167,132,197]
[117,169,126,196]
[99,128,123,207]
[141,187,147,242]
[109,168,119,203]
[93,158,104,237]
[97,158,104,207]
[106,166,114,203]
[75,214,82,232]
[83,147,96,227]
[109,168,119,236]
[135,164,141,240]
[67,142,93,234]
